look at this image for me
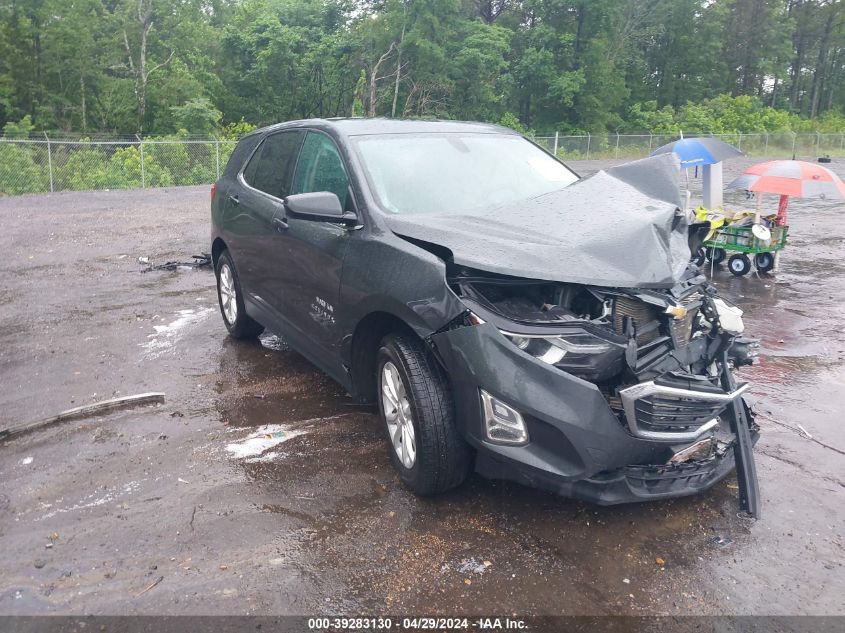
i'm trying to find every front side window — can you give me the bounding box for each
[292,132,350,209]
[242,130,305,199]
[352,133,579,215]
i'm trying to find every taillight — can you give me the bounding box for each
[211,183,218,201]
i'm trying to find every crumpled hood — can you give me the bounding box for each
[384,154,692,288]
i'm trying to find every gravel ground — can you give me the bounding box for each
[0,158,842,616]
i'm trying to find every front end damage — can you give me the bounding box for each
[430,265,761,517]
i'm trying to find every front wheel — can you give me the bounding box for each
[755,252,775,273]
[216,250,264,339]
[728,254,752,276]
[376,334,471,495]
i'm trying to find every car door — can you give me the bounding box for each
[232,130,305,305]
[265,130,353,376]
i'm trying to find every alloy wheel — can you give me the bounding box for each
[219,263,238,324]
[381,361,416,469]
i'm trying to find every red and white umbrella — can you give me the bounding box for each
[727,159,845,225]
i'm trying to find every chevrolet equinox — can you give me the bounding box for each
[211,119,761,517]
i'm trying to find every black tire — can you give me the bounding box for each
[755,252,775,273]
[376,333,471,495]
[692,247,706,267]
[728,253,752,276]
[708,248,727,265]
[215,250,264,339]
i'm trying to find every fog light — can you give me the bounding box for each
[480,390,529,445]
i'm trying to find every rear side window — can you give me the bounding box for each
[242,130,305,199]
[223,135,262,180]
[292,132,350,209]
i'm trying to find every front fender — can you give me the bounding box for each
[339,231,465,341]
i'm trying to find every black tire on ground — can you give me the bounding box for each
[692,247,706,267]
[709,248,727,265]
[728,253,752,276]
[755,252,775,273]
[215,250,264,339]
[376,333,471,496]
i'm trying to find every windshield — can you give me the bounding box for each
[353,133,579,215]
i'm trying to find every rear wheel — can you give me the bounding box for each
[692,248,706,266]
[376,333,471,495]
[215,250,264,339]
[755,252,775,273]
[708,248,727,265]
[728,253,752,276]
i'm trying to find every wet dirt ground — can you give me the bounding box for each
[0,158,842,617]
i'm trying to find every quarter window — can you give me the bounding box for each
[242,130,305,199]
[292,132,350,209]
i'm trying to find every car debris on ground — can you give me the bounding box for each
[0,392,165,440]
[139,253,212,273]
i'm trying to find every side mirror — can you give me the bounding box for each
[284,192,357,226]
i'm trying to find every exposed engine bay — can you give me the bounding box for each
[444,263,762,517]
[448,264,757,381]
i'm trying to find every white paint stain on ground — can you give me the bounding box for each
[141,307,214,359]
[21,456,33,466]
[458,558,491,575]
[441,558,493,575]
[244,451,281,464]
[37,480,143,521]
[225,424,309,460]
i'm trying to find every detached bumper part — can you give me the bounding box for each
[557,447,743,505]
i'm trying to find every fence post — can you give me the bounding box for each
[764,132,769,156]
[553,131,559,156]
[136,134,145,188]
[737,132,742,151]
[586,133,591,159]
[215,138,221,180]
[816,131,821,156]
[648,133,653,152]
[44,132,54,193]
[615,132,620,159]
[791,132,797,158]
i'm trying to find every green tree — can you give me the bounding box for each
[0,0,844,139]
[170,98,223,135]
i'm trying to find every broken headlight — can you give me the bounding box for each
[500,328,625,381]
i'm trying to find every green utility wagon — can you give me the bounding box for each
[695,224,789,276]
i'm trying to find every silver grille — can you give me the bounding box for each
[619,381,748,441]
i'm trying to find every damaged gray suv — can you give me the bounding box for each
[211,119,761,517]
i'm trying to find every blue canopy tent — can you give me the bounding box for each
[651,137,743,208]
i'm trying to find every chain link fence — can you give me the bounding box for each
[1,132,844,196]
[0,135,237,196]
[532,132,845,161]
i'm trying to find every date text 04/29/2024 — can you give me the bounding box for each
[307,617,527,630]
